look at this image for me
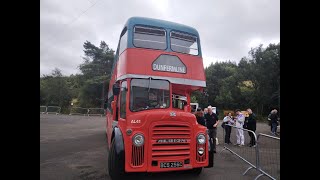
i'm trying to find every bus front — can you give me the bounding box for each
[106,17,212,180]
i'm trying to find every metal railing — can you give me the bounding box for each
[87,108,105,117]
[40,106,47,114]
[255,133,280,180]
[40,106,60,115]
[69,107,88,116]
[219,124,258,177]
[40,106,105,116]
[46,106,61,115]
[69,107,105,116]
[219,124,280,180]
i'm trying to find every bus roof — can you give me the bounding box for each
[124,17,200,37]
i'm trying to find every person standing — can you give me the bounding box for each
[246,108,256,147]
[267,111,272,132]
[204,106,219,153]
[195,108,206,126]
[267,109,276,132]
[234,109,245,146]
[204,108,208,115]
[270,109,279,136]
[223,112,234,144]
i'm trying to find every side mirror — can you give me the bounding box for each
[113,83,120,96]
[111,101,116,120]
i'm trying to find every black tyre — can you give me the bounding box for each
[108,138,126,180]
[186,167,202,175]
[192,167,202,175]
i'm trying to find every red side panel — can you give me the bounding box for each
[117,48,206,83]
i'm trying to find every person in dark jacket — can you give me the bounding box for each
[204,106,219,153]
[270,109,279,135]
[267,112,272,132]
[246,108,256,147]
[223,112,234,144]
[195,108,206,126]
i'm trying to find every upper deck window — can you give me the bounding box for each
[170,31,198,55]
[133,26,167,50]
[119,27,128,55]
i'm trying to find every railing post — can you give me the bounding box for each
[256,133,260,170]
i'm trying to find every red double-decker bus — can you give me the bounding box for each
[105,17,212,180]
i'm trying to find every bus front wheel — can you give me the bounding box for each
[108,138,126,180]
[189,167,202,175]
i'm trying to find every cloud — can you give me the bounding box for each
[40,0,279,75]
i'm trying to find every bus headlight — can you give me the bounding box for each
[197,134,206,144]
[132,134,144,146]
[198,147,204,155]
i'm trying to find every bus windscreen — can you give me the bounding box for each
[130,79,170,112]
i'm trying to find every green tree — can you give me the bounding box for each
[79,41,114,79]
[40,68,72,112]
[66,74,86,95]
[246,43,280,115]
[78,75,109,108]
[203,61,238,107]
[77,41,115,108]
[193,43,279,117]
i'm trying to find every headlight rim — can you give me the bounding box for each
[198,147,205,155]
[132,133,145,147]
[197,133,206,144]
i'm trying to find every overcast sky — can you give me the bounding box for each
[40,0,280,76]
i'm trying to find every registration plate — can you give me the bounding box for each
[160,161,183,168]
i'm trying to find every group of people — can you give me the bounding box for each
[195,107,258,150]
[222,109,257,147]
[194,106,219,153]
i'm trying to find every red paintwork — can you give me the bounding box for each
[117,48,206,83]
[106,47,208,173]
